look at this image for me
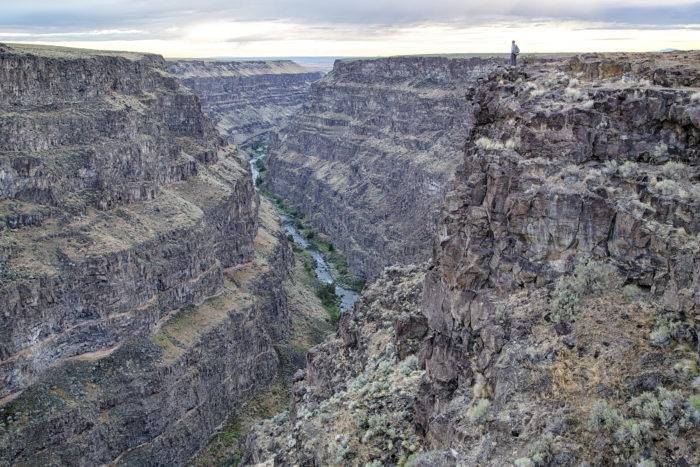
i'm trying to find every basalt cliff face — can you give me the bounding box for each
[167,60,322,147]
[266,57,501,279]
[246,52,700,466]
[0,43,307,465]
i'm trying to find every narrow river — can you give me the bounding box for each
[250,151,358,313]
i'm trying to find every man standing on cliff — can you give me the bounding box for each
[511,40,520,66]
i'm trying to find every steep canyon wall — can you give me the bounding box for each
[266,57,502,278]
[167,60,322,147]
[0,43,298,465]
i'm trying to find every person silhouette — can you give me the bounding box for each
[511,40,520,66]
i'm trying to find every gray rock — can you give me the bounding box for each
[267,57,502,278]
[167,60,322,147]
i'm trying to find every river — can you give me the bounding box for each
[249,150,358,313]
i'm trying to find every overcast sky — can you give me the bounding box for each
[0,0,698,57]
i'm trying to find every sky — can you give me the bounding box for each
[0,0,698,57]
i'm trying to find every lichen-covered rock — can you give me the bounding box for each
[267,57,502,278]
[167,60,322,147]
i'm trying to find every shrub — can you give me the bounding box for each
[399,355,418,375]
[674,358,698,375]
[651,142,668,159]
[654,179,685,197]
[361,414,397,445]
[513,433,554,467]
[614,419,652,456]
[631,387,700,432]
[550,280,579,324]
[637,460,656,467]
[650,311,682,347]
[476,137,505,150]
[692,376,700,392]
[619,161,639,179]
[562,164,582,179]
[690,184,700,202]
[623,284,643,300]
[316,282,340,321]
[565,87,584,100]
[649,326,671,347]
[604,160,619,173]
[661,161,686,180]
[527,433,554,466]
[631,388,680,425]
[328,436,350,463]
[317,282,337,304]
[588,400,622,432]
[550,259,619,324]
[349,277,366,292]
[469,398,491,423]
[505,138,520,150]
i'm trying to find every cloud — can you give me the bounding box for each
[1,0,698,34]
[0,1,697,55]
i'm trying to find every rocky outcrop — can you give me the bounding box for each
[417,52,700,465]
[266,57,501,278]
[0,43,295,465]
[244,52,700,466]
[244,265,428,466]
[167,60,322,147]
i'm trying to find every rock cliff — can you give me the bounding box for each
[246,52,700,466]
[167,60,322,147]
[266,57,501,278]
[0,43,310,465]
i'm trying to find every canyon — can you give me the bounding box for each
[247,52,700,466]
[266,57,502,278]
[1,41,699,467]
[167,60,322,148]
[0,43,330,465]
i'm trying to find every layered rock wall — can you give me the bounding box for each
[267,57,500,278]
[0,43,294,465]
[167,60,322,147]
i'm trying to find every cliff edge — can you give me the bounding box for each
[245,51,700,466]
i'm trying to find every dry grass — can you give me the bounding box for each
[475,137,519,151]
[3,42,153,61]
[545,294,654,401]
